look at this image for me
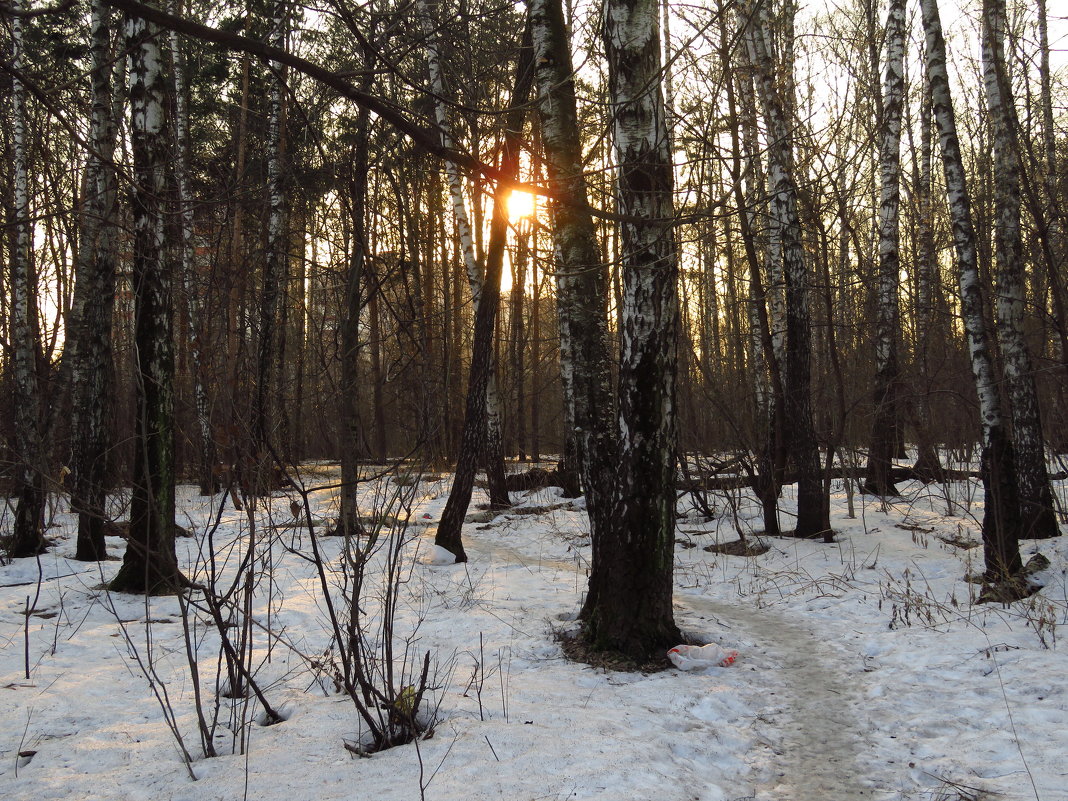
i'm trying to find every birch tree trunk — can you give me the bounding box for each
[921,0,1023,586]
[7,0,48,558]
[335,36,374,537]
[741,0,829,540]
[720,2,784,536]
[581,0,681,659]
[110,7,183,593]
[419,0,510,508]
[70,0,121,560]
[170,12,218,497]
[911,88,944,482]
[530,0,618,626]
[982,0,1058,539]
[434,20,533,560]
[252,0,288,494]
[863,0,905,497]
[1036,0,1068,380]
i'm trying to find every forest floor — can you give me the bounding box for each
[1,462,1067,801]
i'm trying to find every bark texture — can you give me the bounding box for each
[922,0,1022,582]
[252,1,288,493]
[741,0,829,540]
[70,0,121,561]
[170,16,218,497]
[110,8,183,594]
[434,19,533,560]
[863,0,905,497]
[579,0,681,659]
[530,0,618,625]
[982,0,1058,539]
[8,0,48,559]
[420,0,510,508]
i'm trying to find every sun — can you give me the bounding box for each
[507,189,536,220]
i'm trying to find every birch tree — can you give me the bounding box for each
[170,11,217,497]
[581,0,682,658]
[434,16,533,561]
[982,0,1058,539]
[110,5,183,593]
[419,0,509,508]
[911,87,944,482]
[921,0,1023,589]
[334,12,374,538]
[720,2,786,536]
[251,0,288,493]
[863,0,906,497]
[741,0,829,540]
[7,0,48,559]
[529,0,618,626]
[69,0,121,560]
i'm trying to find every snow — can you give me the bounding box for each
[2,466,1067,800]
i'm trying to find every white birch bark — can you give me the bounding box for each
[982,0,1057,538]
[418,0,506,497]
[1036,0,1068,370]
[921,0,1022,579]
[595,0,681,655]
[530,0,617,613]
[740,0,827,538]
[864,0,906,496]
[169,12,216,496]
[111,6,181,592]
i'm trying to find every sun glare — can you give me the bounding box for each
[507,189,535,220]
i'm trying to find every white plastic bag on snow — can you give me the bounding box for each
[667,643,738,669]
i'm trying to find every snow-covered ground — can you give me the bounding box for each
[2,466,1066,801]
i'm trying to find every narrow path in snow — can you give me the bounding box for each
[680,592,880,800]
[465,530,885,800]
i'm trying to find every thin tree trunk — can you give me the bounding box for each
[864,0,906,497]
[225,54,250,484]
[170,13,218,497]
[510,227,529,461]
[7,0,47,559]
[912,88,944,482]
[252,1,288,493]
[921,0,1023,585]
[435,20,534,560]
[70,0,121,560]
[742,0,829,540]
[419,0,510,506]
[337,103,372,536]
[720,4,784,537]
[530,0,618,621]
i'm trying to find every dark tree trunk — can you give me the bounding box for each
[110,9,182,594]
[531,0,618,622]
[911,88,945,483]
[7,0,48,559]
[577,0,682,660]
[70,0,121,561]
[435,22,534,560]
[251,2,288,495]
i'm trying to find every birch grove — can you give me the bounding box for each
[2,0,1064,640]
